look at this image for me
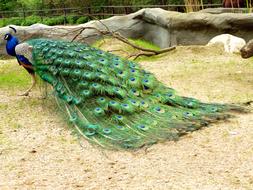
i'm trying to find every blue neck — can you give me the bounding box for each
[6,35,19,57]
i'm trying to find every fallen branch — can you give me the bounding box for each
[127,52,156,60]
[70,26,109,42]
[20,20,176,59]
[71,18,176,58]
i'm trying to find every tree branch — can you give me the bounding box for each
[127,52,156,60]
[71,17,176,58]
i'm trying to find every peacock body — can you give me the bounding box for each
[7,35,244,150]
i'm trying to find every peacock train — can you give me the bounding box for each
[3,26,246,150]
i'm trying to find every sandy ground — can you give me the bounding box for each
[0,44,253,190]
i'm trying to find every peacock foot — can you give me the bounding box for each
[18,74,36,97]
[18,90,30,96]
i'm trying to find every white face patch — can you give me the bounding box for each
[4,34,9,40]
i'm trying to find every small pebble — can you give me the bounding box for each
[229,131,238,136]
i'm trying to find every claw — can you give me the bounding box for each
[18,74,36,96]
[18,91,30,96]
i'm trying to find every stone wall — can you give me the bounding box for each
[1,8,253,55]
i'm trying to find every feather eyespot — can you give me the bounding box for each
[211,107,218,112]
[66,96,73,103]
[82,90,90,96]
[156,107,161,111]
[73,98,82,105]
[154,106,165,113]
[85,131,96,136]
[103,128,111,134]
[144,86,149,90]
[116,125,124,130]
[137,125,149,131]
[94,107,105,116]
[110,101,116,105]
[184,112,194,117]
[69,115,77,122]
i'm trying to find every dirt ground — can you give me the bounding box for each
[0,44,253,190]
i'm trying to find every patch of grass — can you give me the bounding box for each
[92,39,105,48]
[0,104,8,110]
[136,54,165,62]
[93,38,160,51]
[4,117,23,130]
[0,60,30,89]
[11,123,23,129]
[129,38,161,51]
[93,38,162,61]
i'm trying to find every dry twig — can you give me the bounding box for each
[71,17,176,59]
[21,18,176,60]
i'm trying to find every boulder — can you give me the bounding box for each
[1,8,253,56]
[207,34,246,53]
[240,39,253,58]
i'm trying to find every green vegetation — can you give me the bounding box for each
[0,0,224,12]
[93,38,160,50]
[0,15,89,27]
[0,61,30,89]
[0,0,224,27]
[129,39,161,51]
[129,39,163,61]
[0,0,178,11]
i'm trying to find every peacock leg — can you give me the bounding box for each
[40,83,50,99]
[19,73,36,96]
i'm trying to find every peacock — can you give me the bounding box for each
[4,26,246,150]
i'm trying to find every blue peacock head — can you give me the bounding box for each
[3,26,20,56]
[4,26,17,41]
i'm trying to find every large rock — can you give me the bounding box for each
[207,34,246,53]
[1,8,253,55]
